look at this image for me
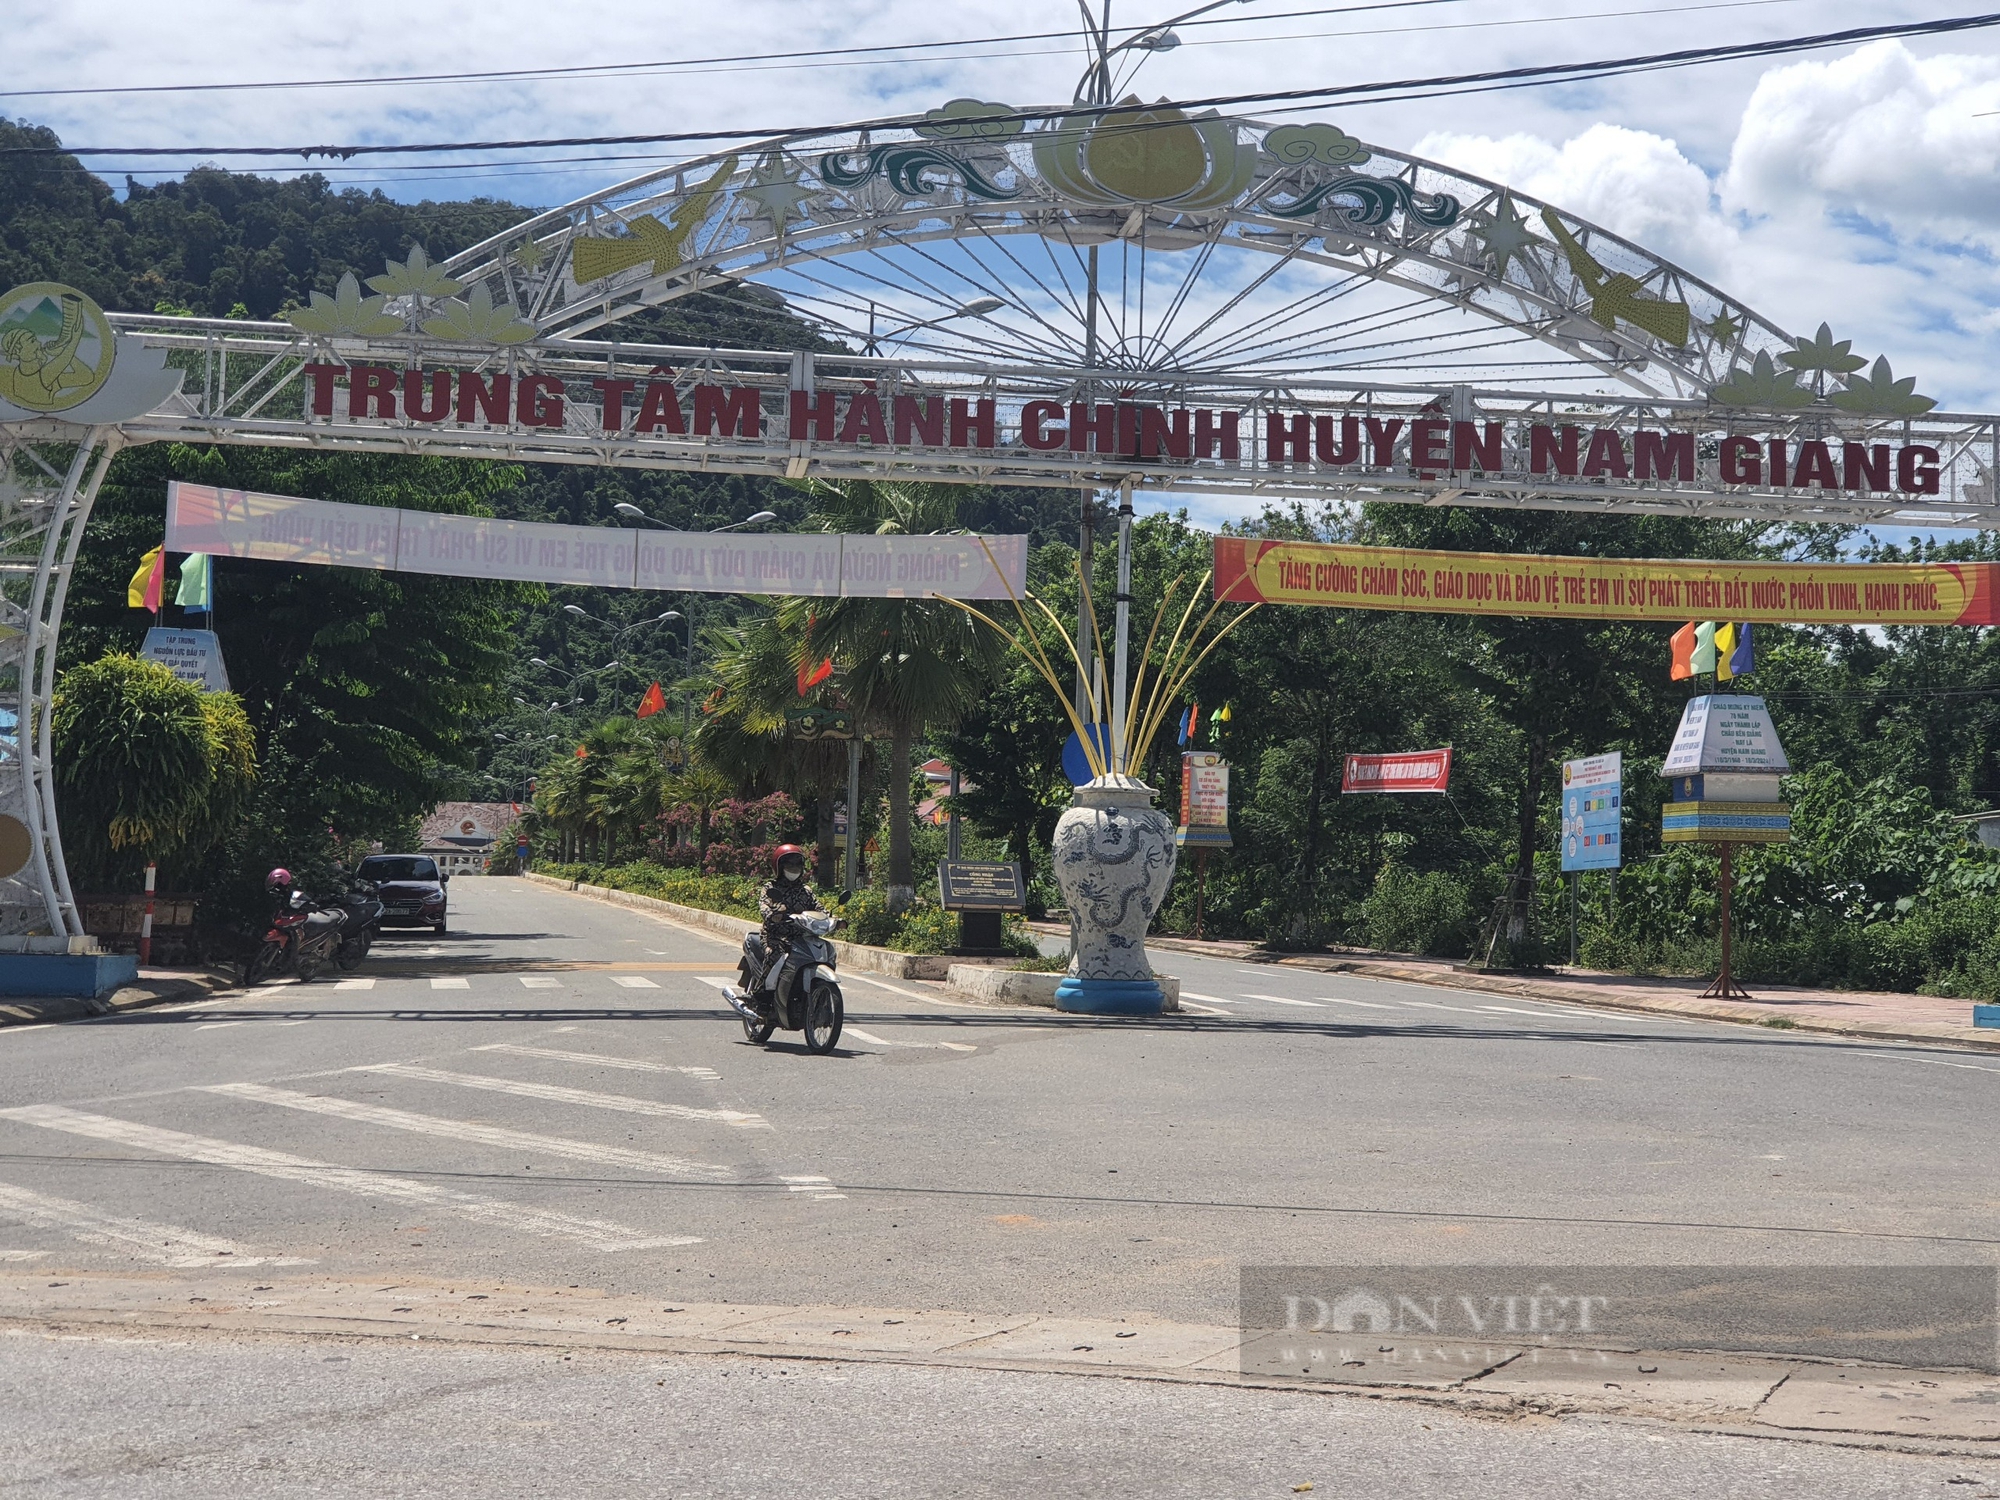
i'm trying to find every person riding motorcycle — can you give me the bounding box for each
[751,844,820,1005]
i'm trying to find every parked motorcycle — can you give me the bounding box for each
[722,911,845,1054]
[243,868,381,985]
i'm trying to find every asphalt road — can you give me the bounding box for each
[4,876,1999,1490]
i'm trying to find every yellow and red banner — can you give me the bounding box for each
[1213,537,2000,626]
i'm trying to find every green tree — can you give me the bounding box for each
[52,655,257,889]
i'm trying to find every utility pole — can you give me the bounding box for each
[843,735,862,893]
[1110,478,1135,774]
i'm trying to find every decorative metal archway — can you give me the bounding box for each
[3,91,1997,943]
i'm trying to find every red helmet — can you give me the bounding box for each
[265,868,293,894]
[772,844,807,874]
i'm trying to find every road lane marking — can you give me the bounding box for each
[1399,999,1508,1016]
[836,971,983,1009]
[1178,991,1239,1004]
[691,976,738,990]
[196,1021,244,1031]
[0,1179,316,1268]
[0,1105,699,1252]
[779,1173,845,1200]
[1476,1005,1575,1018]
[1178,1002,1234,1016]
[335,978,375,991]
[201,1083,734,1180]
[1237,993,1326,1008]
[430,977,470,990]
[1859,1052,2000,1075]
[519,977,563,989]
[356,1065,770,1128]
[843,1026,976,1053]
[472,1044,721,1081]
[609,975,658,989]
[0,1250,50,1260]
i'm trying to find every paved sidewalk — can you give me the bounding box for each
[9,1272,1998,1457]
[1034,923,2000,1051]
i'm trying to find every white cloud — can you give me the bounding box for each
[1411,122,1735,280]
[1722,40,2000,233]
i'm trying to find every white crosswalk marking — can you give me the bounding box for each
[779,1174,845,1200]
[334,978,375,991]
[430,977,470,990]
[1177,991,1239,1004]
[0,1179,315,1268]
[201,1083,734,1180]
[1237,992,1326,1008]
[609,975,658,989]
[0,1105,699,1252]
[472,1044,720,1081]
[356,1064,770,1128]
[518,976,563,989]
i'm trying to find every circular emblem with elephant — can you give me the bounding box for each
[0,282,116,413]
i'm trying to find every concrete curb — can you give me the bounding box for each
[0,969,235,1029]
[8,1273,1996,1456]
[523,870,966,981]
[1258,953,2000,1052]
[945,964,1182,1012]
[1033,923,2000,1052]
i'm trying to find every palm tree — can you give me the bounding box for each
[780,480,1006,908]
[695,610,868,884]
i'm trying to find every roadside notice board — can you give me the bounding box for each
[937,860,1024,911]
[139,627,230,693]
[1179,751,1233,848]
[1561,752,1623,871]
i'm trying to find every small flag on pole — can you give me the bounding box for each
[1718,622,1753,681]
[636,681,666,719]
[796,657,833,695]
[175,552,211,614]
[127,545,164,611]
[1670,621,1698,680]
[1691,621,1718,675]
[1178,700,1200,746]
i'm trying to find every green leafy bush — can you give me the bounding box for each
[1360,862,1476,957]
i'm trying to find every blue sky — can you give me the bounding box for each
[10,1,2000,537]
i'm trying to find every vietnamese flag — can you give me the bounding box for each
[796,656,833,695]
[636,681,666,719]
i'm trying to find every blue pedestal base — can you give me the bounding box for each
[0,953,138,999]
[1975,1003,2000,1030]
[1055,976,1164,1016]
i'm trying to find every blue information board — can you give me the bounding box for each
[1561,751,1622,872]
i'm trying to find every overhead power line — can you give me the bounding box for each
[0,1,1476,100]
[7,10,1998,161]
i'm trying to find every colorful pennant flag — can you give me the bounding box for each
[127,545,164,611]
[1691,621,1718,675]
[575,745,588,760]
[636,681,666,719]
[1719,622,1754,681]
[175,552,211,614]
[1178,700,1200,746]
[1670,621,1698,680]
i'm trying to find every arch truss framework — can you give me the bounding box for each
[3,98,1998,938]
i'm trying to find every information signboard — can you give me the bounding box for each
[1179,751,1232,849]
[1561,752,1623,871]
[138,627,230,693]
[1661,695,1790,775]
[937,861,1024,911]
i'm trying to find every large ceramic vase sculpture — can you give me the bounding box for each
[1052,773,1177,1015]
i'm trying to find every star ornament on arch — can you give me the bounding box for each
[1466,190,1540,281]
[742,156,815,233]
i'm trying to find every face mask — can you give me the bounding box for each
[780,862,803,881]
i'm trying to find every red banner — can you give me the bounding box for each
[1342,748,1453,794]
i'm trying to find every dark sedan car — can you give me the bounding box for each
[356,854,449,933]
